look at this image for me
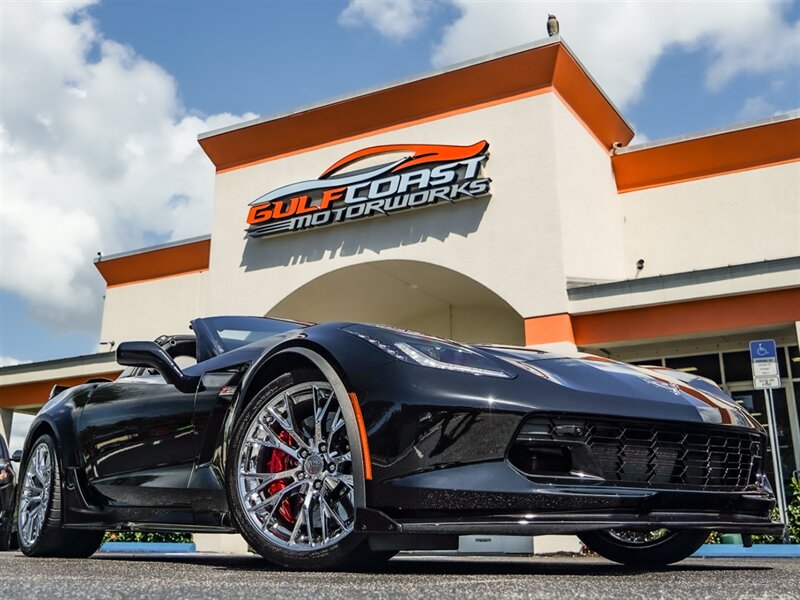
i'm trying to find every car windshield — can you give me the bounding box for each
[194,316,308,358]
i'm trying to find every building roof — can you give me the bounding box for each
[612,113,800,192]
[94,235,210,287]
[198,37,635,173]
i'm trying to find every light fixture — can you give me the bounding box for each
[791,356,800,363]
[677,366,698,373]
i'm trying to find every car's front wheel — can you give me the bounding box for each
[579,528,708,566]
[227,369,384,570]
[17,434,104,557]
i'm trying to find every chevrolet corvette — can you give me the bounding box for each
[16,316,781,568]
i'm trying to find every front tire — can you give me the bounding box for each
[579,528,708,566]
[17,434,104,558]
[227,369,376,570]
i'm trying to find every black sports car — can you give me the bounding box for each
[17,316,781,568]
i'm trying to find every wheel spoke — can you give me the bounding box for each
[326,407,344,450]
[248,429,300,461]
[247,479,303,513]
[303,489,314,545]
[321,496,347,531]
[244,469,298,496]
[264,402,311,452]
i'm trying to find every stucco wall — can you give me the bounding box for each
[552,97,627,283]
[98,271,209,344]
[621,161,800,278]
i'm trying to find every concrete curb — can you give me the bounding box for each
[99,542,197,554]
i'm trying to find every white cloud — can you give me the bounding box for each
[339,0,433,41]
[0,356,31,367]
[0,1,255,332]
[343,1,799,110]
[738,95,776,121]
[9,413,34,453]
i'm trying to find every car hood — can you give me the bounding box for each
[480,346,761,431]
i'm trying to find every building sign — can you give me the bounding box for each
[246,141,491,238]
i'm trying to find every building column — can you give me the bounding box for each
[788,323,800,473]
[524,313,578,353]
[0,409,13,446]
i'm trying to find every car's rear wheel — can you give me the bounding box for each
[17,434,104,558]
[227,369,386,570]
[579,528,708,566]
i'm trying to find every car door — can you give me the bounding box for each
[77,372,199,506]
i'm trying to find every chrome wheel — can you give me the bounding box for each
[607,528,672,545]
[18,442,53,547]
[237,381,355,551]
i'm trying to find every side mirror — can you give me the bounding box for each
[11,450,21,463]
[116,341,200,393]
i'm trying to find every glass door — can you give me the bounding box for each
[727,385,797,498]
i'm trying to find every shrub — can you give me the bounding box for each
[103,531,193,544]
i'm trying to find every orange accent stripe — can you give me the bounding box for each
[524,313,575,346]
[200,43,633,173]
[348,392,372,481]
[107,269,208,289]
[95,239,210,287]
[570,288,800,346]
[320,140,489,179]
[0,371,122,410]
[613,118,800,193]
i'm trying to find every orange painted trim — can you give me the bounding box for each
[201,43,633,173]
[95,239,210,287]
[524,313,576,346]
[0,371,122,410]
[216,88,552,175]
[551,47,633,152]
[348,392,372,481]
[107,269,208,289]
[613,118,800,193]
[571,288,800,346]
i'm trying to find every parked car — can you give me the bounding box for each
[16,316,782,568]
[0,435,17,550]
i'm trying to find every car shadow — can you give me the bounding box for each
[91,553,773,576]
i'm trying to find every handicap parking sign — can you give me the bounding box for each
[749,339,780,389]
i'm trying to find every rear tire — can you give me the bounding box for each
[17,434,104,558]
[227,368,379,570]
[579,528,708,566]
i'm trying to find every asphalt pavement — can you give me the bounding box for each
[2,552,798,599]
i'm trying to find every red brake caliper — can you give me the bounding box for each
[265,431,300,524]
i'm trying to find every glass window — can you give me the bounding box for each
[665,354,722,384]
[723,350,788,383]
[723,351,752,383]
[731,388,797,496]
[789,346,800,379]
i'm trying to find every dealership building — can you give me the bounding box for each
[2,37,799,551]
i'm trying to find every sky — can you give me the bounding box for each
[1,0,799,447]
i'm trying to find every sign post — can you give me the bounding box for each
[749,340,789,543]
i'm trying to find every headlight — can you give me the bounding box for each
[344,324,514,379]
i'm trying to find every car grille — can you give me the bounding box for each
[512,415,763,492]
